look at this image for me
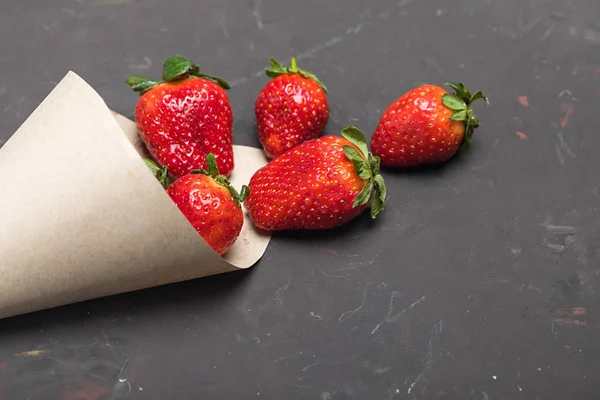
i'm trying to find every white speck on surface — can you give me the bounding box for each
[510,246,522,256]
[395,389,400,393]
[518,385,523,392]
[493,375,497,380]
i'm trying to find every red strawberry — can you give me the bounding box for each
[127,55,234,178]
[255,57,330,159]
[145,154,249,256]
[370,82,488,167]
[245,126,386,231]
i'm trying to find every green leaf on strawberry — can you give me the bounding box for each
[162,55,195,81]
[341,126,386,218]
[265,56,328,94]
[126,76,160,94]
[442,81,489,149]
[190,153,249,207]
[127,55,231,94]
[143,158,171,189]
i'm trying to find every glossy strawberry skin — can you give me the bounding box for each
[135,77,234,178]
[245,136,368,230]
[167,173,243,256]
[371,84,465,167]
[255,58,330,159]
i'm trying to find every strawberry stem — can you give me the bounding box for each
[265,57,328,94]
[441,81,489,149]
[126,55,230,95]
[190,153,250,207]
[340,126,387,219]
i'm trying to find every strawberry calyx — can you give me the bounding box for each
[340,126,387,219]
[143,158,171,189]
[190,153,250,207]
[265,57,328,94]
[126,55,231,95]
[441,82,489,149]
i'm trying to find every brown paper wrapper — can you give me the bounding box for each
[0,71,272,319]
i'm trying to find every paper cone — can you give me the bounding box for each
[0,71,272,319]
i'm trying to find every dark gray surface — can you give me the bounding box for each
[1,0,600,398]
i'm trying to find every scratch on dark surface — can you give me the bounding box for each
[296,36,343,60]
[14,349,49,357]
[275,352,304,362]
[319,269,348,279]
[310,311,323,320]
[275,278,292,306]
[555,145,565,165]
[109,356,132,398]
[407,320,442,395]
[338,288,367,323]
[371,293,426,334]
[252,0,264,30]
[540,24,556,42]
[541,238,566,253]
[556,132,576,158]
[558,89,577,100]
[215,12,230,38]
[46,355,108,381]
[300,354,360,372]
[542,223,578,235]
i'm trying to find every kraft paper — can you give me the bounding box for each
[0,71,271,319]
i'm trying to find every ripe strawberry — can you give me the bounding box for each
[145,154,249,256]
[255,57,330,159]
[370,82,488,167]
[245,126,386,231]
[127,55,234,178]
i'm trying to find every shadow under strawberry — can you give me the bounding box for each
[270,209,382,245]
[378,139,473,178]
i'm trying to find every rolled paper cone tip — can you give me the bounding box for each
[0,71,272,319]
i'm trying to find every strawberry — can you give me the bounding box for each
[370,82,488,167]
[244,126,386,231]
[255,57,330,159]
[145,154,249,256]
[127,55,234,178]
